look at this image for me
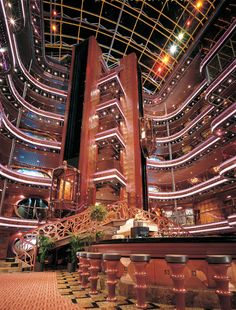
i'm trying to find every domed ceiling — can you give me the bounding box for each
[43,0,219,93]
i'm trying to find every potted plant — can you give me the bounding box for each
[90,204,107,222]
[67,234,83,272]
[37,235,55,271]
[89,204,107,242]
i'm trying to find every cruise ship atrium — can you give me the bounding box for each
[0,0,235,309]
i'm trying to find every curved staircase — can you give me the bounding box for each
[12,201,189,270]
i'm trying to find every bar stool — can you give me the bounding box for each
[87,252,102,295]
[76,252,83,284]
[206,255,232,310]
[130,254,151,309]
[103,253,121,301]
[80,252,90,289]
[165,255,188,310]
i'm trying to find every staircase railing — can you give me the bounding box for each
[12,201,189,270]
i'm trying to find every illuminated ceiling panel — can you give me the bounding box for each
[43,0,219,93]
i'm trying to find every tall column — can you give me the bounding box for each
[120,54,145,209]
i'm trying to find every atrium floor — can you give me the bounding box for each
[0,271,220,310]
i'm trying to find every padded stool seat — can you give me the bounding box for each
[103,253,121,260]
[165,254,188,264]
[87,253,102,259]
[80,252,88,258]
[206,255,232,264]
[130,254,151,262]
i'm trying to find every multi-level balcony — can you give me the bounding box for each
[0,2,67,100]
[97,71,125,104]
[91,66,132,204]
[0,0,70,222]
[142,18,236,229]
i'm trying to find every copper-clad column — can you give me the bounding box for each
[119,53,145,209]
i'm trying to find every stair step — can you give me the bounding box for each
[0,262,19,267]
[5,257,16,262]
[104,220,127,227]
[0,266,21,273]
[0,258,22,272]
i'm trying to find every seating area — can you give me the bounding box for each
[74,252,234,310]
[0,250,234,309]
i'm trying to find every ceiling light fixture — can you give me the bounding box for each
[162,55,169,64]
[9,17,15,25]
[169,44,177,55]
[178,32,184,40]
[196,1,203,9]
[52,24,57,32]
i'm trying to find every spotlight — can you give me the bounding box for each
[162,55,169,64]
[52,24,57,32]
[9,17,15,25]
[169,44,177,55]
[196,1,203,9]
[0,47,7,53]
[177,32,184,40]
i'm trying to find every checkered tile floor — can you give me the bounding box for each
[56,271,209,310]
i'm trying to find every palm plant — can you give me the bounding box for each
[89,204,107,242]
[67,234,83,266]
[90,204,107,222]
[38,235,54,265]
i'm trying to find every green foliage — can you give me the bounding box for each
[90,204,107,222]
[95,230,104,240]
[67,234,83,265]
[38,235,54,263]
[83,230,103,243]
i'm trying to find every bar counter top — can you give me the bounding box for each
[91,236,236,258]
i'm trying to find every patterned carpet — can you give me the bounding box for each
[56,271,208,310]
[0,272,81,310]
[0,270,221,309]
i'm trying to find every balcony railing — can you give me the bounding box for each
[0,163,51,186]
[96,159,123,174]
[200,19,236,74]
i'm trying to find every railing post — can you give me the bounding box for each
[206,255,232,310]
